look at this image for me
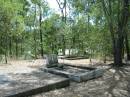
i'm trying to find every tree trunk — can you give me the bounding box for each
[39,6,43,57]
[9,36,12,57]
[125,32,130,60]
[20,37,23,56]
[123,0,130,60]
[33,5,37,59]
[114,38,123,66]
[5,53,7,64]
[5,35,8,64]
[34,30,37,58]
[101,0,129,66]
[62,35,65,55]
[64,0,67,23]
[103,55,106,63]
[113,0,130,65]
[16,38,18,59]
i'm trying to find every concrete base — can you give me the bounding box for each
[0,71,69,97]
[44,65,104,82]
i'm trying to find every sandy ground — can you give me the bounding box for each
[0,58,104,74]
[33,64,130,97]
[0,59,44,74]
[0,59,130,97]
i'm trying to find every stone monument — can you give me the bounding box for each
[45,54,58,68]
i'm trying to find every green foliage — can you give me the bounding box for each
[0,0,129,63]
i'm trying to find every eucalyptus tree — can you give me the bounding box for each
[67,0,100,57]
[101,0,130,66]
[31,0,49,57]
[0,0,25,62]
[55,0,68,55]
[10,0,28,59]
[68,0,130,66]
[56,0,67,23]
[41,13,62,54]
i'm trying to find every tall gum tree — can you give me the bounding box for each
[101,0,130,66]
[56,0,67,55]
[31,0,49,57]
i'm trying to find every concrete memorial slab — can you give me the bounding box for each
[44,54,104,82]
[0,71,69,97]
[42,54,104,82]
[44,65,104,82]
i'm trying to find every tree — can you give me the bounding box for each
[101,0,130,66]
[31,0,49,57]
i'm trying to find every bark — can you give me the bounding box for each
[33,5,37,59]
[114,38,123,66]
[9,36,12,57]
[5,53,7,64]
[56,0,66,22]
[125,33,130,60]
[56,0,67,55]
[62,35,66,55]
[72,35,76,55]
[33,30,37,58]
[5,35,8,64]
[16,38,18,59]
[51,43,54,54]
[20,37,23,56]
[101,0,129,66]
[113,0,129,65]
[39,6,43,57]
[103,55,106,63]
[64,0,67,23]
[123,0,130,60]
[54,38,58,54]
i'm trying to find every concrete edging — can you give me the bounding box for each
[5,79,70,97]
[44,66,104,82]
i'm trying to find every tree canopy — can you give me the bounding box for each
[0,0,130,66]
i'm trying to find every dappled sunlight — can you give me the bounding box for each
[33,65,130,97]
[0,65,69,96]
[0,58,130,97]
[0,0,130,96]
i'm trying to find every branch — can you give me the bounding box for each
[56,0,64,10]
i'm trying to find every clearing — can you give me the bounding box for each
[0,59,130,97]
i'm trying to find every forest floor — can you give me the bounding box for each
[0,59,130,97]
